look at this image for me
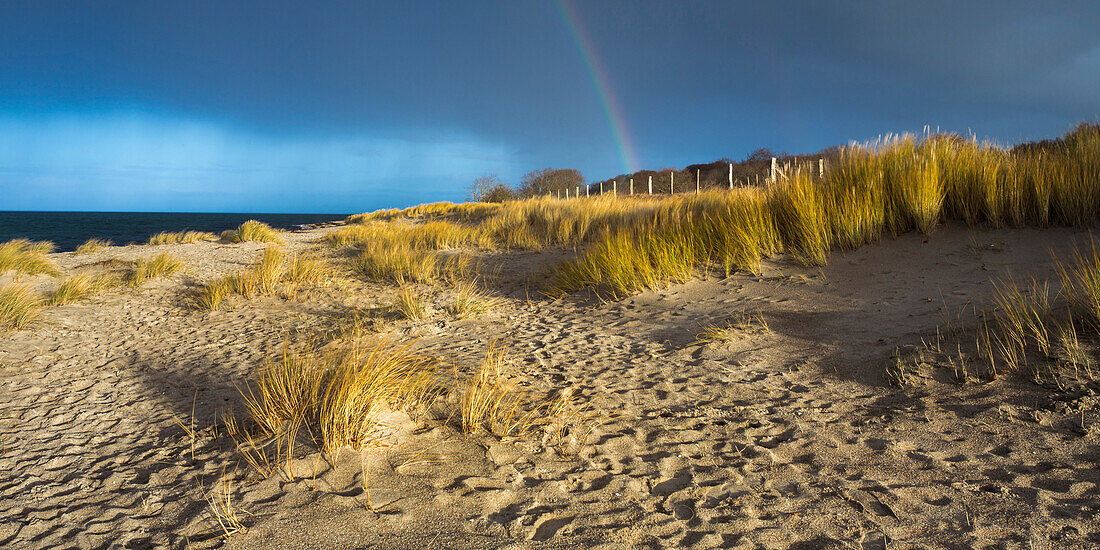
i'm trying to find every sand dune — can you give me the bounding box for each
[1,225,1098,549]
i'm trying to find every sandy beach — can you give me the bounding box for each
[2,219,1098,550]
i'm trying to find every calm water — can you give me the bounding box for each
[0,211,348,252]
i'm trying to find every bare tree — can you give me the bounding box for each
[467,174,515,203]
[517,168,584,197]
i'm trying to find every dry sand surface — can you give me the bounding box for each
[2,225,1099,549]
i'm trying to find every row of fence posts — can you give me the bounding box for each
[553,157,826,199]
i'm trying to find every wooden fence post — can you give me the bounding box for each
[630,178,634,195]
[648,175,653,195]
[729,163,733,190]
[576,186,579,198]
[585,184,589,197]
[670,171,674,194]
[613,181,617,195]
[771,157,777,183]
[819,158,824,178]
[696,169,700,194]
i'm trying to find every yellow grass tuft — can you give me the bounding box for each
[148,231,216,245]
[47,272,120,306]
[74,238,112,255]
[0,282,43,332]
[0,239,59,276]
[395,285,428,320]
[450,279,504,318]
[460,343,547,438]
[222,220,283,244]
[127,252,184,287]
[238,339,440,456]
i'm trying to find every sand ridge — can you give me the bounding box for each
[1,225,1098,549]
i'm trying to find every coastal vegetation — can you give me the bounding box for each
[220,220,283,244]
[0,239,59,276]
[74,238,112,254]
[148,231,216,245]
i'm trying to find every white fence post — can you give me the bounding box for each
[729,163,733,190]
[585,184,589,197]
[648,175,653,194]
[630,178,634,195]
[613,181,617,195]
[696,169,700,194]
[600,181,604,195]
[670,171,674,194]
[770,157,777,183]
[819,158,824,178]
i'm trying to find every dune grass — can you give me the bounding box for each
[127,252,184,287]
[148,231,216,245]
[394,286,427,320]
[221,220,283,244]
[333,123,1100,299]
[74,238,112,255]
[238,339,440,456]
[325,220,492,250]
[460,342,547,437]
[192,247,334,310]
[0,239,59,276]
[0,282,43,332]
[47,272,120,305]
[450,279,504,318]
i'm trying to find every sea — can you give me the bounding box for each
[0,212,349,252]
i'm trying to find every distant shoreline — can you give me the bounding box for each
[0,211,349,252]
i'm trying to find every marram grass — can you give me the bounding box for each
[148,231,216,245]
[127,252,184,287]
[0,239,59,276]
[337,123,1100,299]
[222,220,283,244]
[0,282,43,332]
[74,238,112,255]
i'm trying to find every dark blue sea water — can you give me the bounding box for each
[0,212,349,252]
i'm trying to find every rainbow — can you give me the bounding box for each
[555,0,639,174]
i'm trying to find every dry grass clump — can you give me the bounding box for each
[0,282,43,332]
[238,339,440,458]
[394,286,428,320]
[127,252,184,287]
[192,247,334,310]
[148,231,216,245]
[221,220,283,244]
[74,238,112,255]
[459,343,599,450]
[0,239,59,276]
[325,220,491,250]
[450,279,504,318]
[350,242,472,285]
[47,272,120,305]
[550,228,696,299]
[460,343,547,437]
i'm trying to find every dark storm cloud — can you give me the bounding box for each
[0,1,1097,211]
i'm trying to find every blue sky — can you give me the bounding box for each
[1,1,1098,212]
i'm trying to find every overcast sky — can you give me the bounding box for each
[1,1,1097,212]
